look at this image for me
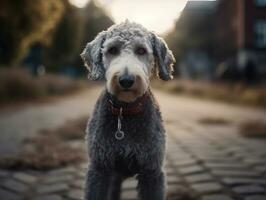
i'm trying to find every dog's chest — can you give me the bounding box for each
[101,114,154,144]
[88,93,165,172]
[113,153,140,176]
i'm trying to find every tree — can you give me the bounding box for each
[0,0,64,66]
[44,0,84,70]
[72,0,114,73]
[82,1,114,43]
[44,0,114,72]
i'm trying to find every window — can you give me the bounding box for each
[254,20,266,47]
[255,0,266,6]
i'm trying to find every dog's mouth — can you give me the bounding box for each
[111,87,143,103]
[107,74,148,102]
[122,88,132,92]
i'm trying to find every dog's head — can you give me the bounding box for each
[81,21,175,102]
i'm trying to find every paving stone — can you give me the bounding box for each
[211,170,260,177]
[255,166,266,174]
[122,179,137,190]
[13,172,37,184]
[2,110,266,200]
[165,163,174,170]
[3,179,28,193]
[78,163,89,170]
[166,167,177,175]
[48,167,76,176]
[42,174,73,184]
[172,159,197,167]
[178,165,205,175]
[76,170,86,179]
[0,188,21,200]
[0,170,10,178]
[245,195,266,200]
[222,178,266,186]
[201,194,234,200]
[191,182,223,194]
[167,175,182,184]
[167,185,195,199]
[67,189,83,200]
[243,159,265,166]
[71,179,85,189]
[33,194,62,200]
[167,184,180,193]
[185,173,213,183]
[198,158,237,163]
[121,189,138,200]
[204,163,248,170]
[193,152,228,158]
[37,183,69,194]
[233,185,265,195]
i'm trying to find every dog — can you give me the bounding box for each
[81,20,175,200]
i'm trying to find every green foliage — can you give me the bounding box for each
[0,0,114,69]
[71,0,114,71]
[44,0,114,70]
[44,0,84,70]
[0,0,64,65]
[0,68,83,102]
[82,1,114,43]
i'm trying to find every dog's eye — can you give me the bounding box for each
[136,47,147,55]
[108,46,119,55]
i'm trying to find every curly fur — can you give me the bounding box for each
[81,21,175,200]
[81,20,175,81]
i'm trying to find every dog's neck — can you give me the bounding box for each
[107,90,149,116]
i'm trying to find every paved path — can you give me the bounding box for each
[0,87,101,156]
[0,88,266,200]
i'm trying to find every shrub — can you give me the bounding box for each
[38,74,81,95]
[239,121,266,138]
[153,79,266,108]
[0,116,88,170]
[198,117,231,125]
[0,68,44,101]
[0,68,83,103]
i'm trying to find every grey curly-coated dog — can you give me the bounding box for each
[81,20,175,200]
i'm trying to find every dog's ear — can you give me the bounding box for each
[151,33,175,81]
[80,31,107,80]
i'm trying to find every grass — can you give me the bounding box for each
[239,120,266,138]
[198,117,231,125]
[152,79,266,108]
[0,68,86,104]
[40,116,88,141]
[0,116,88,170]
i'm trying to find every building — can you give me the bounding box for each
[176,0,217,80]
[175,0,266,81]
[216,0,266,80]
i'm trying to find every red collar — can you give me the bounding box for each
[107,92,148,115]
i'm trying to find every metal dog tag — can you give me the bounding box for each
[115,108,125,140]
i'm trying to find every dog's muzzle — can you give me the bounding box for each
[118,74,135,89]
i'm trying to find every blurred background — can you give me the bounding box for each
[0,0,266,200]
[0,0,266,105]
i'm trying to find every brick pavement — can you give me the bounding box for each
[1,120,266,200]
[0,90,266,200]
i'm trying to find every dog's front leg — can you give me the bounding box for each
[84,167,111,200]
[137,169,166,200]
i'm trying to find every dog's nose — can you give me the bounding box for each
[119,74,135,89]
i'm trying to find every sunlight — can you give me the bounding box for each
[102,0,187,34]
[69,0,90,8]
[70,0,215,34]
